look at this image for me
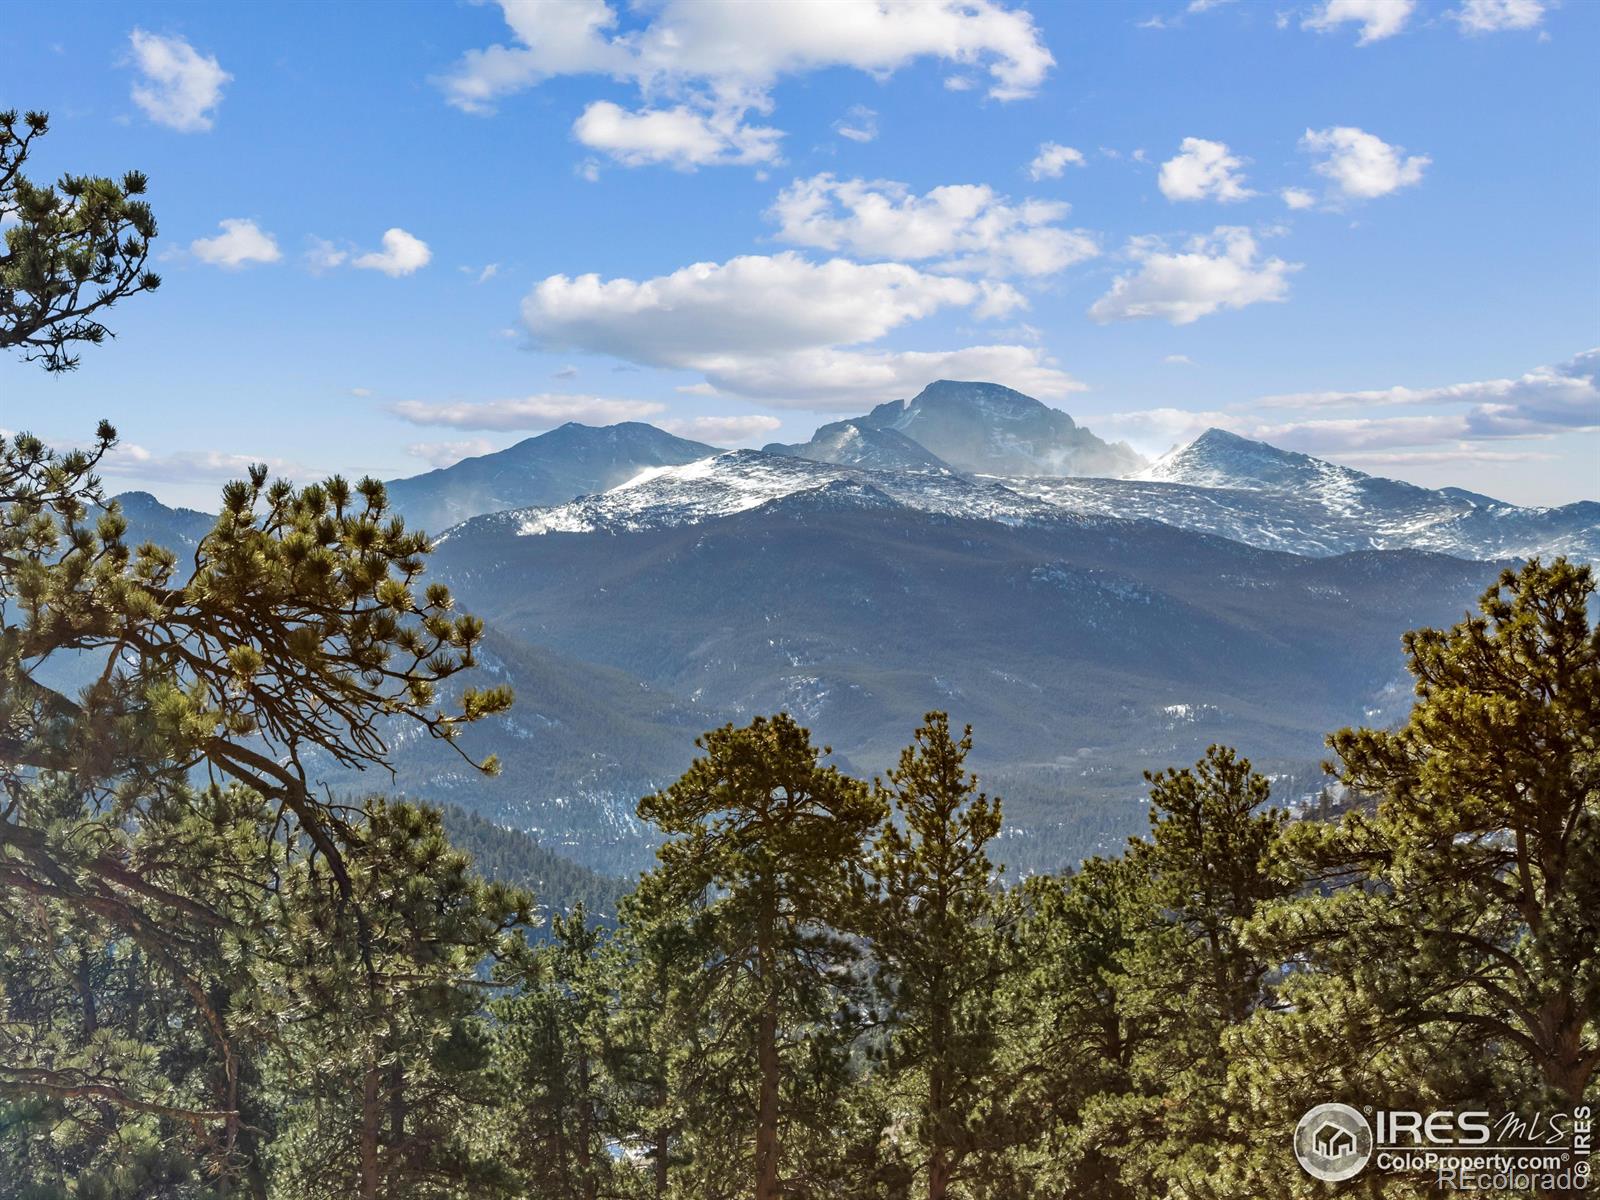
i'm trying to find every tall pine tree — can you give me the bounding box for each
[635,714,884,1200]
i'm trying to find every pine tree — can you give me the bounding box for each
[1255,558,1600,1105]
[266,801,532,1200]
[867,713,1012,1200]
[994,856,1152,1198]
[634,714,885,1200]
[1055,747,1295,1198]
[490,905,619,1200]
[1,109,160,372]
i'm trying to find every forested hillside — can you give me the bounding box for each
[439,804,631,926]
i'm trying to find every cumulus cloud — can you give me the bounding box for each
[1452,0,1547,32]
[1028,141,1086,180]
[1281,186,1316,210]
[572,100,782,167]
[190,218,281,269]
[389,393,668,430]
[833,105,879,144]
[437,0,1052,170]
[523,252,1019,361]
[1302,0,1416,43]
[352,228,433,277]
[1302,126,1429,200]
[516,251,1080,408]
[1158,138,1255,203]
[1088,227,1299,325]
[768,175,1099,278]
[407,438,501,468]
[659,414,784,443]
[128,29,230,132]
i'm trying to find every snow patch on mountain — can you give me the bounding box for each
[479,450,1071,537]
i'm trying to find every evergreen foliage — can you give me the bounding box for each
[1,110,161,372]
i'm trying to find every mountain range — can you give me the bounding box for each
[111,379,1598,875]
[383,420,716,536]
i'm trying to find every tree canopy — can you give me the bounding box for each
[1,110,161,372]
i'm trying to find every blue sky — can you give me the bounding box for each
[3,0,1596,508]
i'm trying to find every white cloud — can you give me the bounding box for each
[1281,186,1316,210]
[687,344,1084,409]
[833,105,879,144]
[1146,350,1600,459]
[518,251,1074,408]
[659,414,783,443]
[1258,350,1600,433]
[522,252,1020,364]
[572,101,782,168]
[105,443,308,485]
[350,387,373,398]
[1028,141,1086,180]
[1163,354,1195,365]
[768,175,1099,278]
[1096,406,1237,455]
[1302,0,1416,43]
[1302,126,1428,200]
[407,438,501,468]
[1452,0,1546,32]
[128,29,230,132]
[305,237,349,273]
[190,219,281,269]
[352,228,433,277]
[1158,138,1255,202]
[438,0,1051,170]
[390,393,668,430]
[1333,445,1556,467]
[1088,227,1299,325]
[441,0,1053,108]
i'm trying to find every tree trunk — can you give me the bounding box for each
[928,977,950,1200]
[360,1056,382,1200]
[576,1047,597,1200]
[754,895,781,1200]
[651,1074,671,1199]
[1541,998,1593,1104]
[388,1060,406,1180]
[928,1145,951,1200]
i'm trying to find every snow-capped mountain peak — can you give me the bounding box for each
[1136,428,1354,491]
[446,449,1068,539]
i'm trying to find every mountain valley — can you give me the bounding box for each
[113,380,1598,877]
